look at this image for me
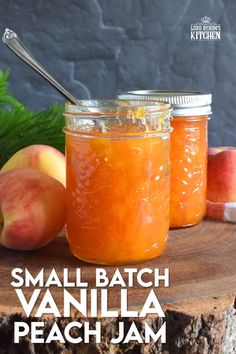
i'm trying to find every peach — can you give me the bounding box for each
[207,147,236,202]
[0,168,66,250]
[1,145,66,186]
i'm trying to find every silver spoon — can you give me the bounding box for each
[2,28,79,105]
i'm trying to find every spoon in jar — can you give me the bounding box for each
[2,28,79,105]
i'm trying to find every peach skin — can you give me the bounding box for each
[1,145,66,186]
[207,147,236,202]
[0,168,66,250]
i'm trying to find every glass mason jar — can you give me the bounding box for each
[119,91,212,228]
[64,100,172,265]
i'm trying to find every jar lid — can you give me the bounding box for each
[118,90,212,116]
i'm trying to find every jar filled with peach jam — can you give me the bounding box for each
[119,91,212,228]
[64,100,172,265]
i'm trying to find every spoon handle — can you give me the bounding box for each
[2,28,79,105]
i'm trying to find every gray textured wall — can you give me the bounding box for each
[0,0,235,146]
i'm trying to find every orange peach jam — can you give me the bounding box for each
[170,116,208,227]
[64,100,172,265]
[118,91,212,228]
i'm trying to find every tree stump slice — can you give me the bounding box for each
[0,220,235,354]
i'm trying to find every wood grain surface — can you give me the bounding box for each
[0,219,235,316]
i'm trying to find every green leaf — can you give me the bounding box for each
[0,71,25,111]
[0,70,65,168]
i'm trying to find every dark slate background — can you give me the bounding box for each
[0,0,235,146]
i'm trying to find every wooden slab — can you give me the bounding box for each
[0,219,235,315]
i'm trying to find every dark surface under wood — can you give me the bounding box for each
[0,220,235,353]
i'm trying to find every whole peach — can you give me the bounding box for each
[207,147,236,202]
[0,168,66,250]
[1,145,66,186]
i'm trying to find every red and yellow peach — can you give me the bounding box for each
[207,147,236,202]
[0,168,66,250]
[1,145,66,186]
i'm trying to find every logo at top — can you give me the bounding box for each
[190,16,221,41]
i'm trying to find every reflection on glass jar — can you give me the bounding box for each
[64,100,172,265]
[118,91,212,228]
[170,115,208,227]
